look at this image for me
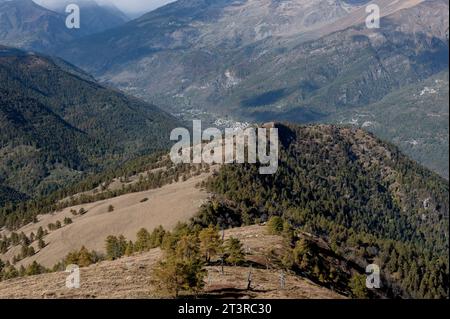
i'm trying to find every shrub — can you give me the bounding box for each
[224,237,245,266]
[199,225,222,263]
[267,216,284,235]
[105,235,127,260]
[152,234,206,297]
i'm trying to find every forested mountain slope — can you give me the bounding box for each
[0,45,180,200]
[205,123,449,298]
[0,123,447,298]
[334,71,449,179]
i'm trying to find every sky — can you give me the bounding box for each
[99,0,176,15]
[35,0,177,17]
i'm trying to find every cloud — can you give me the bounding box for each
[35,0,176,16]
[99,0,176,15]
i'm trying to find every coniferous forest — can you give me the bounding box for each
[204,124,449,298]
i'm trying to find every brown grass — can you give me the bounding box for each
[0,225,345,299]
[1,173,211,267]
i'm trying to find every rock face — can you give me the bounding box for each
[57,0,443,114]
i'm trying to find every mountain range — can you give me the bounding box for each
[0,1,448,192]
[35,0,129,33]
[50,0,449,177]
[0,1,447,177]
[0,0,128,52]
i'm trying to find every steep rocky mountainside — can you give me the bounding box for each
[334,71,449,179]
[0,0,79,51]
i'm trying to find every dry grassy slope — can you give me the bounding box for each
[0,225,344,299]
[58,166,167,203]
[0,172,211,268]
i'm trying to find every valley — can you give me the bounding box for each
[0,0,448,301]
[52,0,449,177]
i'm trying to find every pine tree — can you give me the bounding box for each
[26,261,45,276]
[19,265,26,277]
[149,226,166,248]
[20,245,29,258]
[152,234,206,297]
[105,235,127,260]
[27,246,35,256]
[175,235,200,261]
[224,237,245,266]
[117,235,127,256]
[36,227,44,240]
[64,250,79,266]
[134,228,151,252]
[293,238,312,271]
[349,273,369,299]
[10,232,19,246]
[3,265,19,280]
[19,232,29,246]
[38,238,46,249]
[77,246,94,267]
[199,225,222,263]
[267,216,283,235]
[125,241,134,256]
